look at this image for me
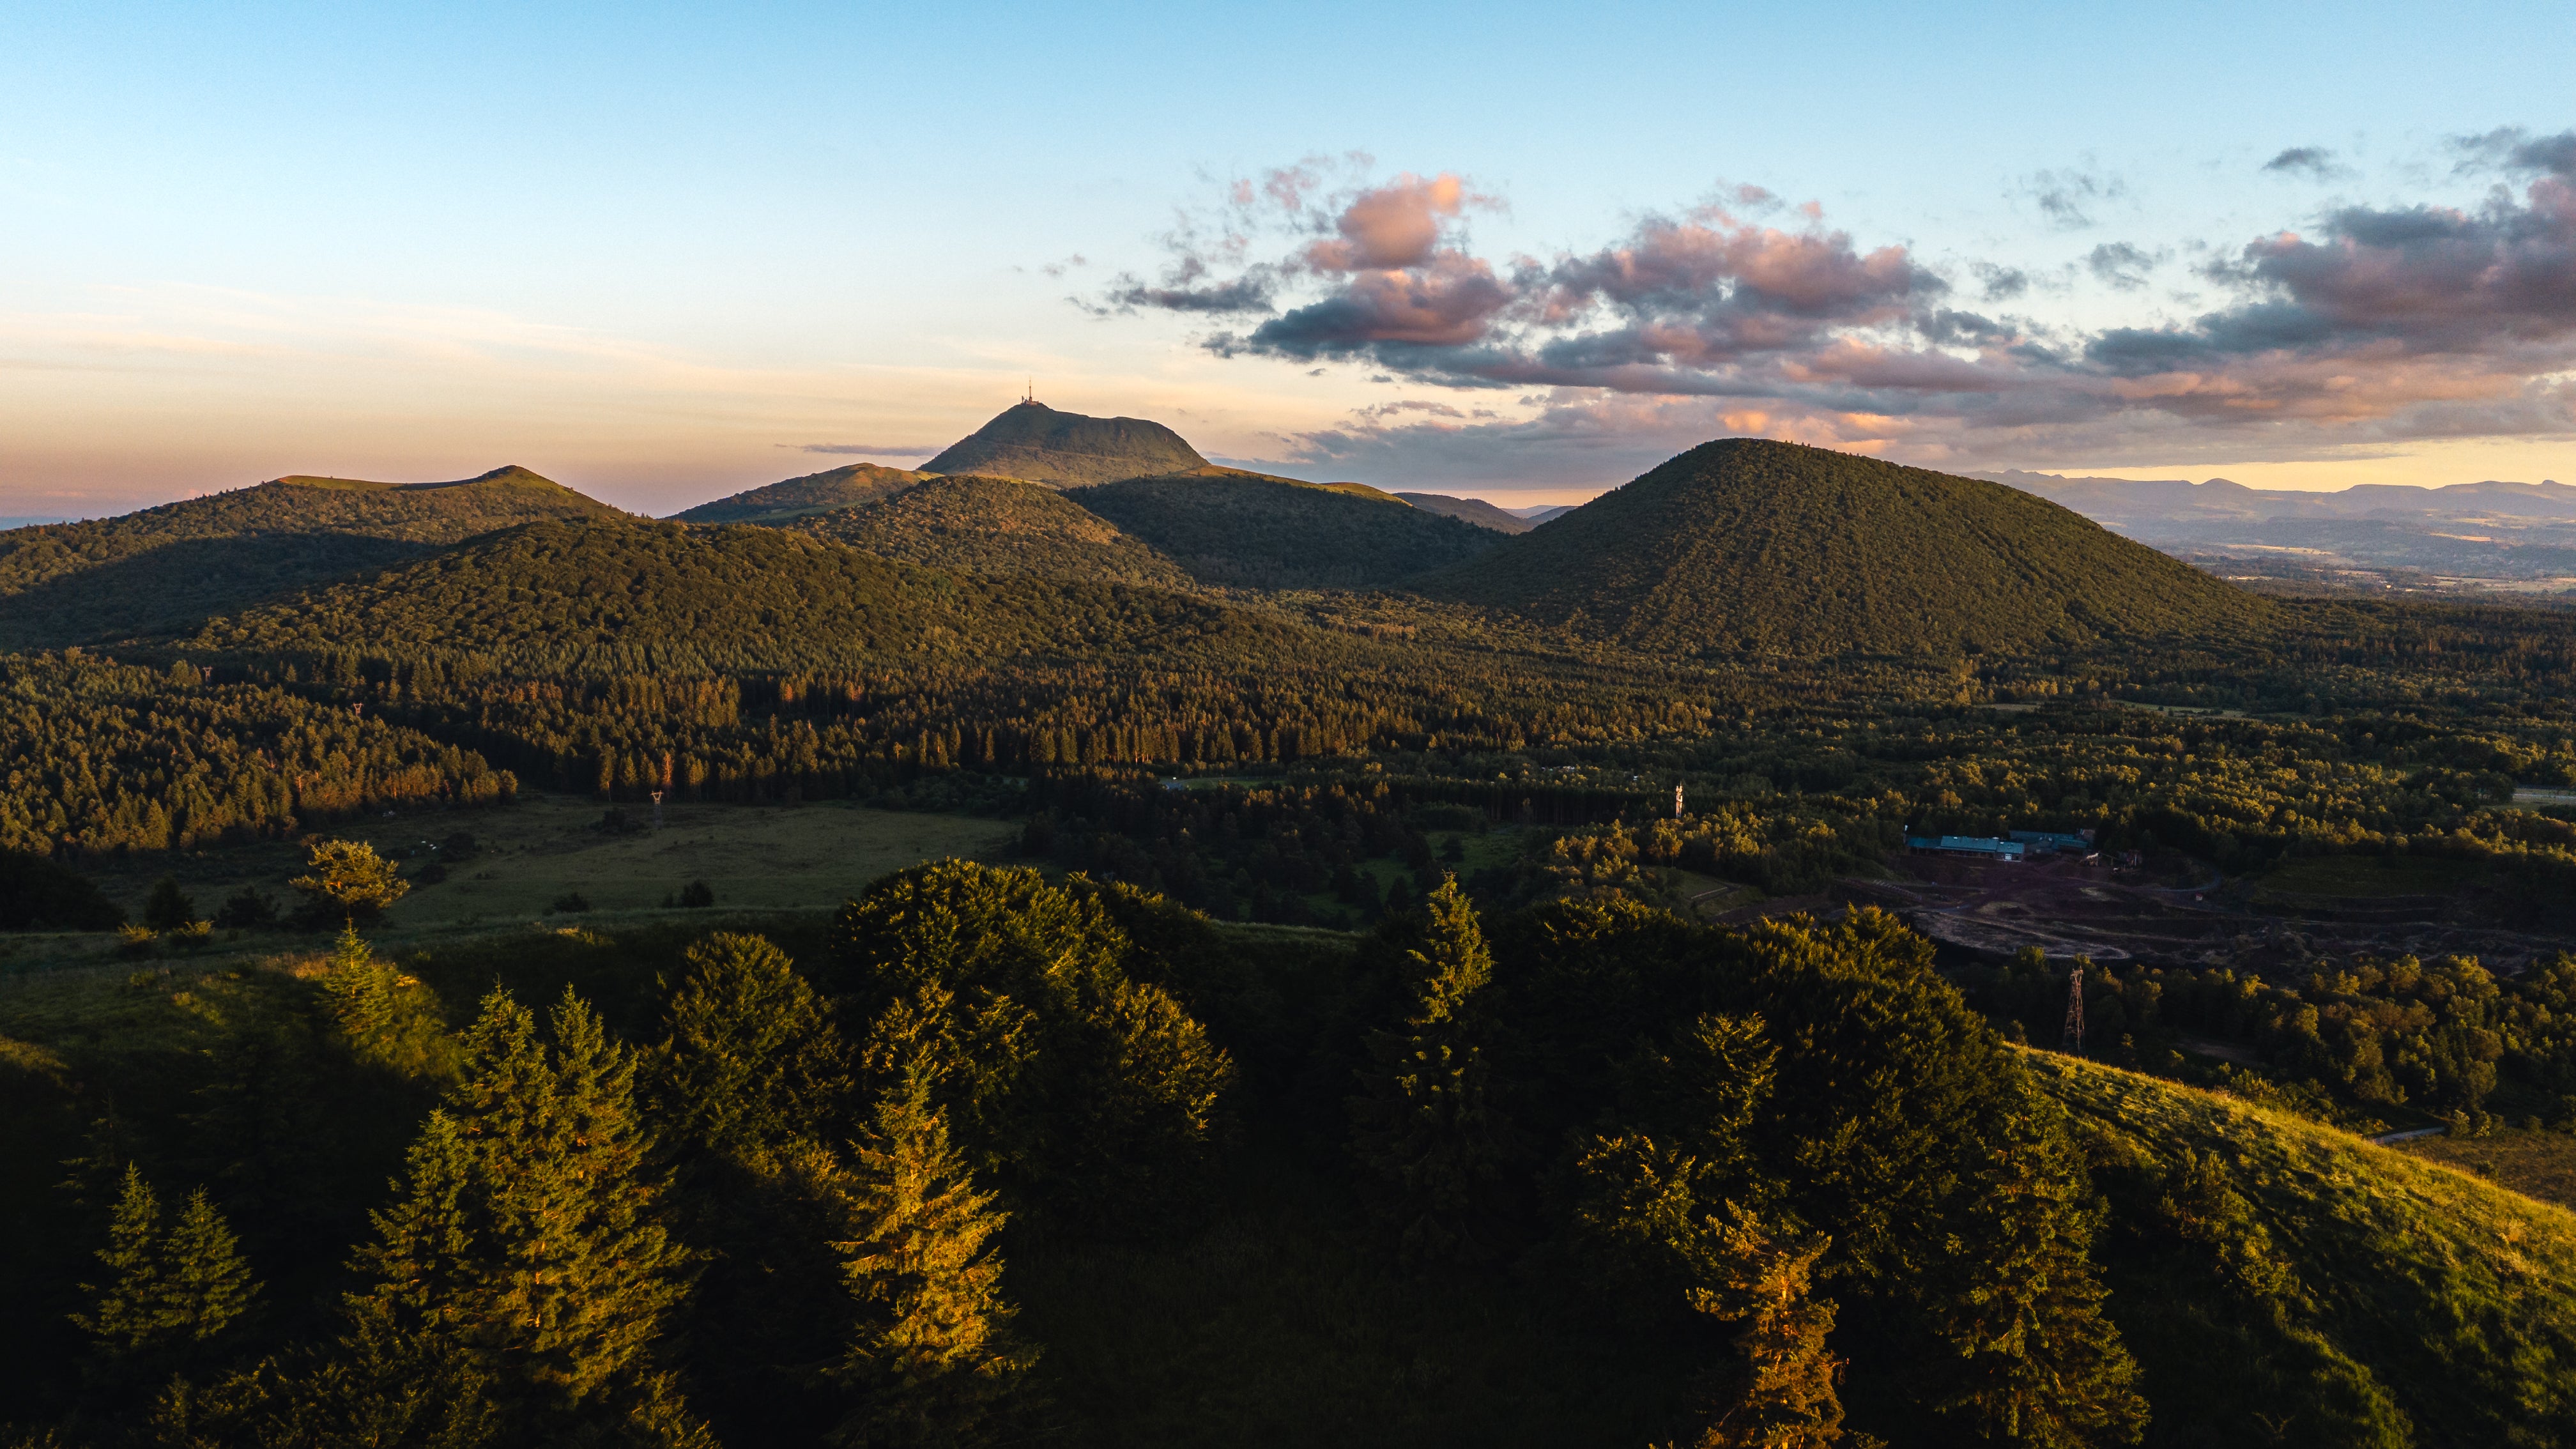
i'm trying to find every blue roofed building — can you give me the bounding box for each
[2008,829,2097,855]
[1905,834,2027,861]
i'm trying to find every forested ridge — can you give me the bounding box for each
[0,467,620,651]
[790,475,1195,588]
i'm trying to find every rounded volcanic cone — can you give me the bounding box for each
[921,400,1207,487]
[1418,438,2266,656]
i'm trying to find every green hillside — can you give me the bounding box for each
[922,400,1207,486]
[1423,439,2266,655]
[1071,473,1503,590]
[180,516,1276,674]
[1397,491,1534,534]
[792,474,1193,588]
[2033,1050,2576,1448]
[670,462,928,524]
[0,466,621,650]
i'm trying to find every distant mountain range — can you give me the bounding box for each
[1982,470,2576,594]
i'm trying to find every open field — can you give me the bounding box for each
[5,795,1018,976]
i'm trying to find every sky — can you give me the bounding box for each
[3,0,2573,518]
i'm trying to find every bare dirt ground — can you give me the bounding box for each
[1836,854,2572,972]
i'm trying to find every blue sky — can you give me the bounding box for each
[3,0,2572,514]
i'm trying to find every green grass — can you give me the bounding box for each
[2397,1128,2576,1212]
[10,796,1015,977]
[2032,1049,2576,1447]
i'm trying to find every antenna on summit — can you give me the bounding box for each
[1022,377,1034,404]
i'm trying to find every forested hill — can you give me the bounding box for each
[670,462,928,524]
[1422,438,2268,656]
[179,516,1288,675]
[790,474,1193,588]
[1072,473,1504,590]
[921,400,1206,486]
[0,465,621,650]
[1397,491,1535,534]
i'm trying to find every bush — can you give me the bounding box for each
[212,885,282,930]
[0,850,126,931]
[679,880,714,909]
[551,891,592,914]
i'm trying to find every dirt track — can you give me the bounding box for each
[1839,854,2568,974]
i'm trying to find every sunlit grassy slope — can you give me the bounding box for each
[2030,1050,2576,1448]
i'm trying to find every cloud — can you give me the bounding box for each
[1970,262,2030,302]
[2020,165,2127,229]
[1100,150,2576,481]
[2455,127,2576,178]
[2085,242,2163,291]
[2263,146,2347,180]
[786,442,943,456]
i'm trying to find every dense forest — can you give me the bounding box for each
[13,865,2568,1446]
[10,429,2576,1444]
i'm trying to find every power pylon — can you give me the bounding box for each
[2062,961,2087,1056]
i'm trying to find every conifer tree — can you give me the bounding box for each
[1927,1097,2147,1447]
[72,1165,258,1372]
[1347,875,1514,1262]
[1689,1215,1851,1449]
[828,1075,1036,1448]
[658,931,849,1162]
[144,876,197,932]
[342,986,703,1439]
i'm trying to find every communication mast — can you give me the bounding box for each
[1023,377,1035,404]
[2061,960,2087,1056]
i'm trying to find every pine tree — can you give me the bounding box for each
[828,1077,1036,1448]
[288,838,409,924]
[342,986,702,1438]
[1347,875,1514,1262]
[657,931,848,1162]
[72,1165,258,1374]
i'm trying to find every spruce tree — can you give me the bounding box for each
[72,1165,258,1374]
[1347,875,1514,1262]
[342,986,703,1439]
[828,1077,1036,1448]
[72,1165,167,1363]
[658,931,849,1162]
[1927,1096,2147,1447]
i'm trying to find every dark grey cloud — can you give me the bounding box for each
[2263,146,2347,180]
[2456,127,2576,178]
[1970,261,2029,301]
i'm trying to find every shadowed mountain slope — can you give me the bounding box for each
[671,462,928,524]
[1397,492,1535,534]
[181,517,1281,674]
[922,401,1207,486]
[792,475,1192,588]
[1071,473,1503,590]
[0,466,622,650]
[1423,439,2264,655]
